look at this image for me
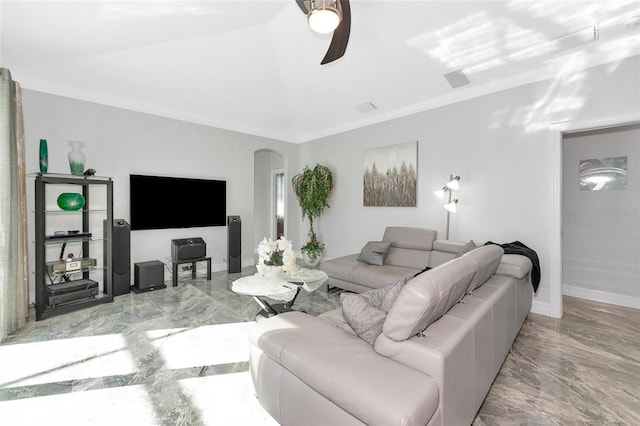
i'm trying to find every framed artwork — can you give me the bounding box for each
[363,141,417,206]
[579,156,627,191]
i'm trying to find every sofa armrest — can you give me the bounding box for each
[495,254,532,279]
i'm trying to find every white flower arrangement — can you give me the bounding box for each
[256,236,298,277]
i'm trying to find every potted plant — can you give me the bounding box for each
[292,164,333,266]
[255,236,298,277]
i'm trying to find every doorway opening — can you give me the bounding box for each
[551,114,640,318]
[273,170,285,240]
[562,124,639,309]
[253,149,286,250]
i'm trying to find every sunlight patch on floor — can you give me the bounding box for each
[146,322,254,370]
[0,334,136,388]
[178,371,278,426]
[0,384,158,425]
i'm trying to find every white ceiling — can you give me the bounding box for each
[2,0,639,143]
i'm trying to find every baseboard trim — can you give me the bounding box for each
[212,261,227,272]
[531,300,551,317]
[563,285,640,309]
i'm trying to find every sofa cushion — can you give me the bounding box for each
[462,245,504,293]
[455,240,477,258]
[382,227,437,250]
[383,256,477,341]
[340,279,407,345]
[430,240,467,267]
[383,227,437,269]
[384,247,431,269]
[357,241,391,266]
[321,254,418,289]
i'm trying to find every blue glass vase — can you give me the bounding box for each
[39,139,48,173]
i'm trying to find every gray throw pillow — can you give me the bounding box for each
[357,241,392,266]
[381,276,410,312]
[340,278,408,345]
[340,293,387,345]
[455,240,477,258]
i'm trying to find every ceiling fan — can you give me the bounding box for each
[296,0,351,65]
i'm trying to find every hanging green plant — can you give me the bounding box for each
[292,164,333,264]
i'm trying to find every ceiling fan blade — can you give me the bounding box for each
[320,0,351,65]
[295,0,308,14]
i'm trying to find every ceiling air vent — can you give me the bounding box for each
[354,102,377,114]
[444,69,470,89]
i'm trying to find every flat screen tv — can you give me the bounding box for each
[130,174,226,231]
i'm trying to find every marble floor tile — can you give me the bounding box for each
[474,295,640,425]
[1,267,637,426]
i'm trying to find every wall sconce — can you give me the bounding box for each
[433,175,460,239]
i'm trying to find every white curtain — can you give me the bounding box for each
[0,68,28,341]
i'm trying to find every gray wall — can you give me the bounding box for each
[19,55,640,313]
[22,90,300,302]
[299,56,640,314]
[562,124,640,307]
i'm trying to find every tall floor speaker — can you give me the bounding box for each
[228,215,241,273]
[107,219,131,296]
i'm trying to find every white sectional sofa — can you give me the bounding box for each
[249,242,534,425]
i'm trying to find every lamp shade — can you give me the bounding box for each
[446,176,460,191]
[433,188,446,200]
[444,199,458,213]
[308,3,340,33]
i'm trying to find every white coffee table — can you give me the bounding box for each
[231,268,328,318]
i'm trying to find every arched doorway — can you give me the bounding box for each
[253,149,286,250]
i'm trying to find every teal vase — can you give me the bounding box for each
[39,139,48,173]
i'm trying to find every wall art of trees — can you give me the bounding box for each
[363,141,417,207]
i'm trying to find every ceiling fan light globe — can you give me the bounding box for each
[308,8,340,34]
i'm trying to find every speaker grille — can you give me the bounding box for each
[171,238,206,260]
[113,221,130,275]
[227,215,241,273]
[229,225,241,257]
[107,218,131,296]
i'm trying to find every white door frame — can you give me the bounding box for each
[550,112,640,318]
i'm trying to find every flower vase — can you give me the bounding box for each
[39,139,48,173]
[303,253,321,268]
[265,265,283,278]
[67,141,86,176]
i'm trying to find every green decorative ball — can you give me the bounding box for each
[56,193,85,211]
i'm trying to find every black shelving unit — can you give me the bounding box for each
[34,173,114,320]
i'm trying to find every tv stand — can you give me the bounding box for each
[171,256,211,286]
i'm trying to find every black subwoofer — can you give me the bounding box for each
[171,237,206,261]
[228,215,241,273]
[134,261,165,291]
[106,218,131,296]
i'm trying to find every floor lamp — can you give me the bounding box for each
[433,175,460,240]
